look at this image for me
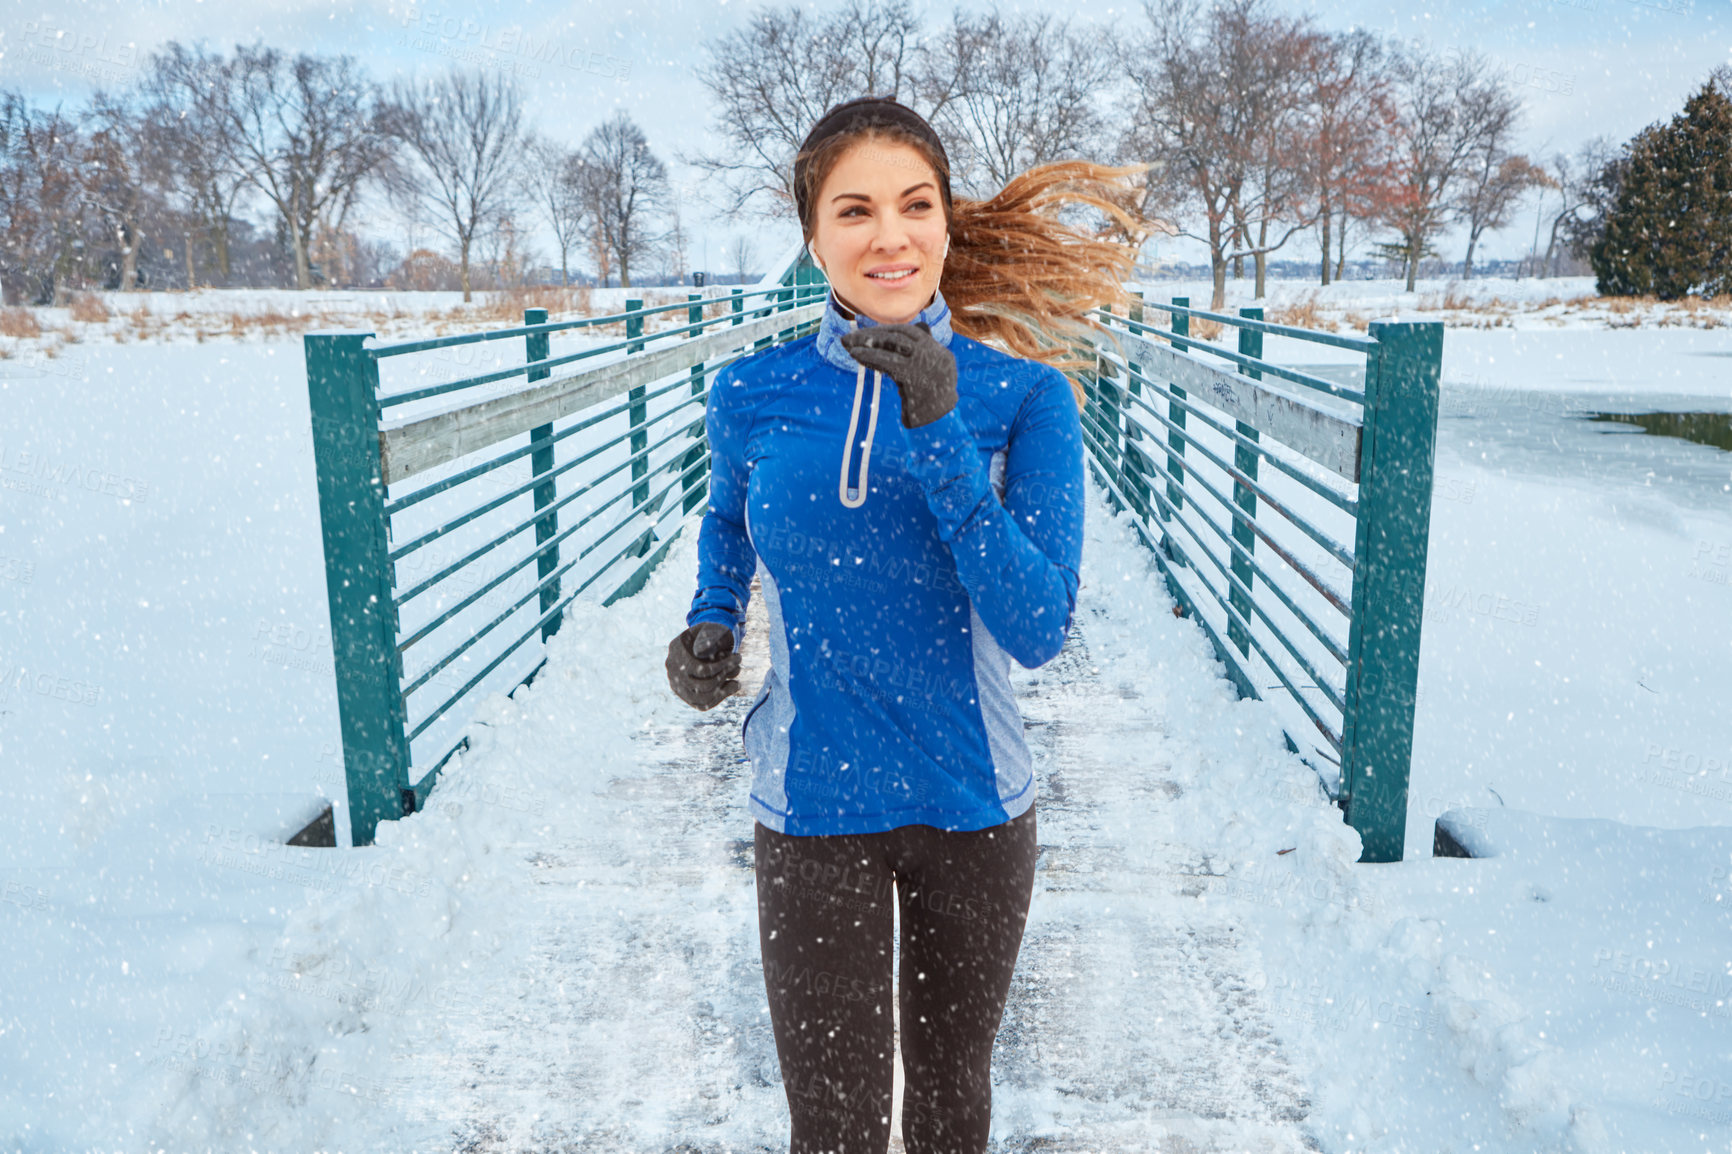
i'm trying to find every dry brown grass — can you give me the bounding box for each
[1188,316,1225,341]
[1269,295,1338,332]
[1341,311,1370,333]
[225,311,319,338]
[0,307,41,338]
[69,292,109,323]
[470,284,596,323]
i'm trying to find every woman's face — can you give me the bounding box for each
[808,138,947,326]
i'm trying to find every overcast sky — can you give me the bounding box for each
[2,0,1727,276]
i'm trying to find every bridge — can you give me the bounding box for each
[298,240,1440,1148]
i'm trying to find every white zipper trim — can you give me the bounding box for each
[837,314,883,509]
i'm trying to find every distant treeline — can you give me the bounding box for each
[2,1,1724,306]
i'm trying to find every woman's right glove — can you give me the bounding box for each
[665,621,741,710]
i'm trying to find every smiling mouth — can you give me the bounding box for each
[866,268,917,282]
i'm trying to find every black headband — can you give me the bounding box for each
[793,96,952,232]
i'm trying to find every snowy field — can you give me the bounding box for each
[1,280,1728,1152]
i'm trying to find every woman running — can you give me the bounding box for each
[666,96,1147,1153]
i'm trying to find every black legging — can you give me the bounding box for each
[753,803,1038,1154]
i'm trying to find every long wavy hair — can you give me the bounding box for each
[795,121,1157,408]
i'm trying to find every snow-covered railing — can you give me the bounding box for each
[305,244,826,845]
[1079,300,1441,862]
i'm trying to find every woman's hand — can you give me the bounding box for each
[666,622,741,710]
[839,321,958,429]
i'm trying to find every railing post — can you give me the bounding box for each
[525,307,561,641]
[1229,307,1262,657]
[1160,297,1190,569]
[1166,297,1189,520]
[305,331,412,847]
[1097,303,1123,476]
[625,298,651,555]
[681,291,707,515]
[1339,320,1442,864]
[1123,291,1151,522]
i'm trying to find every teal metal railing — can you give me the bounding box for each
[307,245,1438,863]
[1079,297,1441,862]
[306,241,827,845]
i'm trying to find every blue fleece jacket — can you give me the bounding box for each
[685,286,1085,836]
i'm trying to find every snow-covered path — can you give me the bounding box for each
[349,490,1334,1153]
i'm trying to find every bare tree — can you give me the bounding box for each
[686,0,922,220]
[139,44,249,287]
[379,69,525,302]
[578,113,669,289]
[81,93,152,291]
[728,233,756,283]
[1378,46,1515,291]
[1302,30,1395,285]
[917,7,1118,196]
[210,44,388,290]
[1122,0,1318,309]
[1530,138,1612,278]
[0,92,93,302]
[522,134,586,286]
[1457,156,1548,278]
[1451,73,1537,278]
[1231,13,1327,298]
[655,206,689,285]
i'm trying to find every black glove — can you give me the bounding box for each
[665,621,741,710]
[839,321,958,429]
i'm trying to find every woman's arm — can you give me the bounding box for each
[897,364,1085,668]
[686,365,757,652]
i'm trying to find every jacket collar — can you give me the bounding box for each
[814,284,954,374]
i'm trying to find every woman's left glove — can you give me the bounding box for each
[839,321,957,429]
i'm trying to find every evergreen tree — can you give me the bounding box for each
[1592,70,1732,299]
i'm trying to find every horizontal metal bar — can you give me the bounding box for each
[1111,383,1356,571]
[1111,300,1378,353]
[377,298,815,408]
[1081,431,1344,753]
[398,442,705,679]
[394,422,708,652]
[389,390,704,586]
[1086,419,1350,665]
[398,457,703,706]
[372,283,824,359]
[1091,328,1362,480]
[380,304,822,483]
[1116,418,1353,616]
[1098,316,1368,404]
[403,465,701,727]
[385,366,707,519]
[1117,363,1357,516]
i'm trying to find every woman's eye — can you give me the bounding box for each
[905,199,932,211]
[840,206,867,217]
